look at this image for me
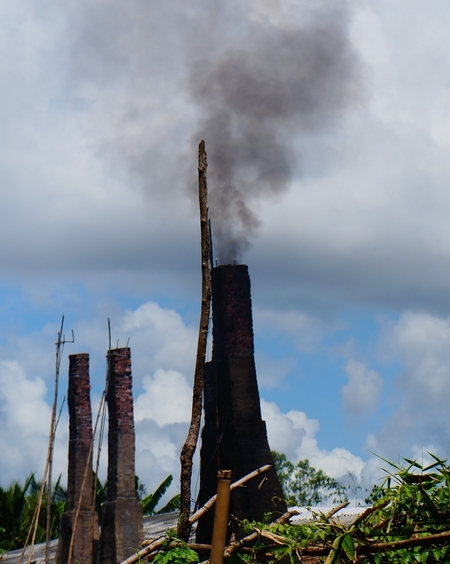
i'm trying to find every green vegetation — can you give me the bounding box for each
[0,472,179,553]
[153,454,450,563]
[153,542,199,564]
[7,453,450,561]
[0,474,65,553]
[141,474,181,516]
[235,454,450,562]
[272,451,348,506]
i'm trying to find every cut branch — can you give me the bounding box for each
[189,464,272,525]
[325,502,350,520]
[122,465,273,564]
[196,510,300,564]
[279,529,450,558]
[177,140,212,540]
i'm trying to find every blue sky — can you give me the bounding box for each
[2,0,450,501]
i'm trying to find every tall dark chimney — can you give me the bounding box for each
[197,265,286,542]
[57,353,99,564]
[99,348,143,564]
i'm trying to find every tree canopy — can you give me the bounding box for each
[272,451,347,506]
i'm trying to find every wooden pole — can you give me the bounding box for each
[45,318,65,564]
[121,465,272,564]
[210,471,231,564]
[189,464,271,525]
[178,140,212,540]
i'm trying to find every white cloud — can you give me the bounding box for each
[0,299,198,495]
[135,369,192,426]
[0,361,48,434]
[1,0,450,320]
[340,359,383,419]
[120,302,197,380]
[367,312,450,461]
[135,419,188,493]
[58,300,198,394]
[0,360,68,485]
[261,399,365,482]
[3,0,450,513]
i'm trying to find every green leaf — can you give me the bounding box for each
[228,554,251,564]
[403,457,422,470]
[418,484,440,517]
[324,535,343,564]
[156,493,181,514]
[341,533,355,560]
[142,475,173,515]
[426,452,447,465]
[153,546,199,564]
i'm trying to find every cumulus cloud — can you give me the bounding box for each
[3,0,450,513]
[367,312,450,461]
[261,399,365,481]
[59,300,198,394]
[1,0,450,320]
[135,369,192,426]
[71,301,197,494]
[0,299,197,494]
[340,359,383,420]
[0,360,68,485]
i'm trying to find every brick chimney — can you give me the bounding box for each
[57,353,99,564]
[196,265,286,542]
[99,347,143,563]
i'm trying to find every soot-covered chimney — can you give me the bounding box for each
[196,264,286,543]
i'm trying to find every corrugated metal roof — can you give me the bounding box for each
[0,513,182,564]
[290,506,369,525]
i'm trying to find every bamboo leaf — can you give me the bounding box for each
[422,459,445,472]
[403,457,422,469]
[369,452,402,471]
[341,533,355,560]
[418,484,440,517]
[427,452,447,465]
[324,535,343,564]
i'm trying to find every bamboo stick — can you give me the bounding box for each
[45,317,65,564]
[189,464,271,525]
[122,464,272,564]
[210,471,232,564]
[197,510,300,564]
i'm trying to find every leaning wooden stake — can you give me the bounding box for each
[177,140,212,540]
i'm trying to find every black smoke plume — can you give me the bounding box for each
[191,12,360,263]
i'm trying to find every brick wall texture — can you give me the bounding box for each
[197,265,286,543]
[99,347,143,564]
[56,353,99,564]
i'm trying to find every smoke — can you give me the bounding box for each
[190,6,361,263]
[61,0,361,265]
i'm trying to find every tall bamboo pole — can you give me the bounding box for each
[45,317,64,563]
[178,140,211,540]
[210,470,232,564]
